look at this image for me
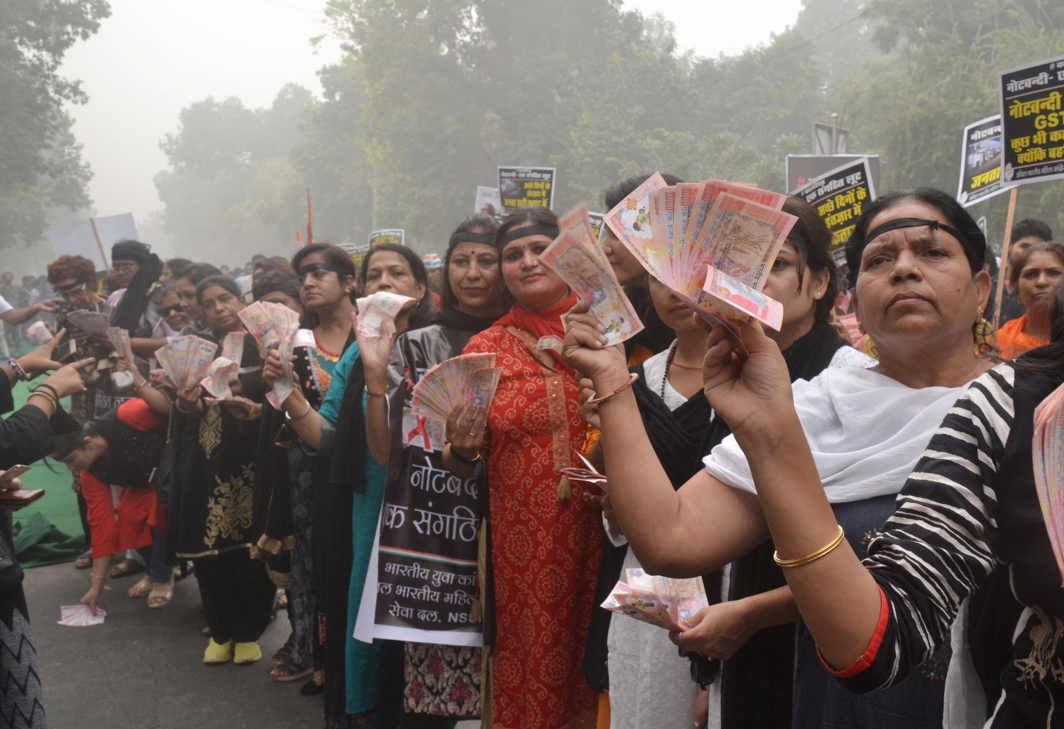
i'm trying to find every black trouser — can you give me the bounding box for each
[194,548,275,644]
[77,490,91,553]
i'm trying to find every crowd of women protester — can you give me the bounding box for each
[0,172,1062,729]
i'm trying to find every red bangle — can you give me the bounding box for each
[586,373,638,406]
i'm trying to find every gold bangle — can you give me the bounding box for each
[26,391,57,411]
[772,525,845,568]
[364,384,387,398]
[285,401,313,422]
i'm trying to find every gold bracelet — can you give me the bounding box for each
[364,384,387,398]
[26,391,57,411]
[772,525,845,568]
[285,400,313,422]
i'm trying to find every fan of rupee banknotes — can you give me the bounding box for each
[602,173,799,332]
[410,353,501,423]
[238,301,313,409]
[154,335,218,391]
[1032,383,1064,585]
[602,568,709,632]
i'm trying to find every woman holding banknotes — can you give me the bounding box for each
[356,216,505,726]
[593,195,871,729]
[268,243,430,727]
[563,189,995,729]
[441,208,603,729]
[255,244,355,686]
[149,274,276,667]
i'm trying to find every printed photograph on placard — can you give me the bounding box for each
[957,115,1009,206]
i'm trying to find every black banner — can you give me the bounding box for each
[1000,56,1064,186]
[792,158,877,265]
[497,166,556,211]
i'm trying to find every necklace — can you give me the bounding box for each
[670,359,702,371]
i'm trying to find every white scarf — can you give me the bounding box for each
[703,366,971,503]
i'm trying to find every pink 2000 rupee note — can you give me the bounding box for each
[355,292,416,338]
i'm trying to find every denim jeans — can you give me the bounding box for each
[136,527,170,583]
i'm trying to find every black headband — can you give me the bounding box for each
[447,231,496,251]
[497,224,559,248]
[863,217,966,247]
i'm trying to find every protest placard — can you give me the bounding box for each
[353,355,492,646]
[340,243,371,267]
[49,213,138,271]
[369,229,406,247]
[1000,56,1064,186]
[786,155,880,196]
[473,186,503,218]
[958,115,1008,206]
[792,157,877,264]
[497,166,556,211]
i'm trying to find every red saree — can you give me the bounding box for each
[464,320,602,729]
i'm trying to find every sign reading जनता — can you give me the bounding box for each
[792,157,877,265]
[1000,56,1064,186]
[497,166,556,211]
[369,229,406,247]
[957,115,1008,206]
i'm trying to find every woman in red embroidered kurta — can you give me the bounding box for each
[450,210,602,729]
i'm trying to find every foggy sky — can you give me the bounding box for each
[60,0,802,231]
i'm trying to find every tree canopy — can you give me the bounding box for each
[150,0,1064,258]
[0,0,110,248]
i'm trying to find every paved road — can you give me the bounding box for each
[24,562,321,729]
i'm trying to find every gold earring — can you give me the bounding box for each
[972,318,995,356]
[861,334,878,359]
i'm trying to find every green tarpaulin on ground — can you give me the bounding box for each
[6,381,86,567]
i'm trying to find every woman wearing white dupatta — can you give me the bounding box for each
[562,188,994,729]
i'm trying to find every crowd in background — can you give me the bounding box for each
[0,176,1061,729]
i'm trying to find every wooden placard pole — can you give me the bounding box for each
[88,217,109,273]
[992,186,1019,330]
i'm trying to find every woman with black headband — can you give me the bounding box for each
[268,242,429,727]
[440,208,603,729]
[563,189,994,728]
[594,196,872,729]
[355,216,505,726]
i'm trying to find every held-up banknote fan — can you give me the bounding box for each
[410,353,501,423]
[154,335,218,391]
[237,301,312,409]
[604,173,799,331]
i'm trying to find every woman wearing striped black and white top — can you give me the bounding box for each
[622,212,1064,724]
[562,189,999,728]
